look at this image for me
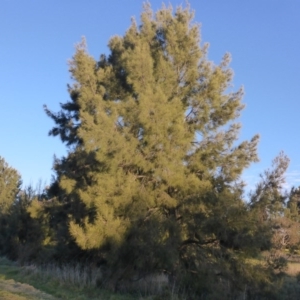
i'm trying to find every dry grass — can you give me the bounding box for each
[0,257,184,299]
[117,273,169,295]
[21,263,176,298]
[285,262,300,276]
[22,263,102,289]
[22,264,170,294]
[0,279,56,300]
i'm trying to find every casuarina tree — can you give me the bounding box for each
[45,3,263,295]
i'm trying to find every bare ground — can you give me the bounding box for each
[0,279,57,300]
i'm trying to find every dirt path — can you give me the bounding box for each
[0,279,57,300]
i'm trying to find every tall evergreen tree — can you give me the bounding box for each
[45,4,263,294]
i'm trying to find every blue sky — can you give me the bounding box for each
[1,0,299,192]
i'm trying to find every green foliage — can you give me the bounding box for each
[286,187,300,222]
[249,152,289,220]
[0,167,55,263]
[0,156,21,212]
[0,185,46,262]
[0,157,22,259]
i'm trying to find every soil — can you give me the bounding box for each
[0,279,56,300]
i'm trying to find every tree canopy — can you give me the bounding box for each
[43,4,265,292]
[0,4,300,298]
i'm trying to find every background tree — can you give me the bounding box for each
[286,187,300,222]
[248,152,296,272]
[280,187,300,255]
[0,174,49,262]
[0,157,53,263]
[0,156,21,258]
[0,156,21,213]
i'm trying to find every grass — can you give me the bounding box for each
[0,257,183,300]
[0,257,136,300]
[267,261,300,300]
[7,257,300,299]
[4,256,300,300]
[21,263,103,290]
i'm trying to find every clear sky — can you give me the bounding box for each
[1,0,299,193]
